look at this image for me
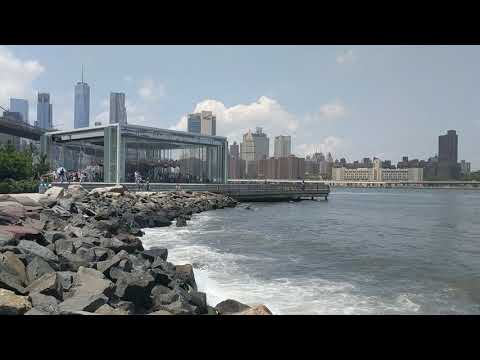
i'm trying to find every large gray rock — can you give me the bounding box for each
[215,299,251,315]
[86,247,115,262]
[58,252,90,272]
[0,251,28,285]
[68,266,115,299]
[189,290,208,314]
[141,247,168,262]
[28,293,60,314]
[154,298,197,315]
[26,272,60,298]
[66,185,88,200]
[26,257,55,283]
[18,240,58,264]
[151,284,179,310]
[58,293,108,313]
[174,264,197,291]
[55,239,75,254]
[114,271,155,309]
[25,308,49,315]
[0,266,27,294]
[56,271,75,295]
[233,304,273,315]
[0,201,25,224]
[0,288,32,315]
[8,194,42,207]
[94,304,128,315]
[0,229,16,247]
[44,186,64,200]
[94,250,129,275]
[43,231,66,244]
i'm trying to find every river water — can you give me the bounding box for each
[141,188,480,314]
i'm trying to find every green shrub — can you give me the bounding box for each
[0,179,38,194]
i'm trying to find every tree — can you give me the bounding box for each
[0,144,33,181]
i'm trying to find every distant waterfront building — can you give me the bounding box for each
[240,128,269,177]
[332,158,423,182]
[187,111,216,135]
[37,93,53,130]
[257,155,305,180]
[274,135,291,158]
[74,69,90,129]
[94,121,102,126]
[109,92,127,125]
[10,98,28,124]
[460,160,471,176]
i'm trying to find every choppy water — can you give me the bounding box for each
[141,188,480,314]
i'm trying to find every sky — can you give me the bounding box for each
[1,45,479,169]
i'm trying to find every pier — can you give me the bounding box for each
[51,181,331,202]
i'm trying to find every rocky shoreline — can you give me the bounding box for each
[0,185,272,315]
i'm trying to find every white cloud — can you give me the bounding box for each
[336,49,355,65]
[296,136,345,158]
[171,96,299,147]
[304,101,348,122]
[0,46,44,111]
[138,78,166,101]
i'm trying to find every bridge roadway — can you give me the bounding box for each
[52,182,331,202]
[0,116,52,141]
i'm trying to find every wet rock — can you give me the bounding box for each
[151,284,179,310]
[189,291,208,314]
[174,264,197,291]
[151,269,173,287]
[215,299,251,315]
[176,216,187,227]
[18,240,58,264]
[0,251,28,285]
[0,288,32,315]
[114,271,155,309]
[28,293,60,314]
[26,257,55,283]
[154,298,197,315]
[234,304,273,315]
[141,247,168,262]
[27,272,60,298]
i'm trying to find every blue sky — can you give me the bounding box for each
[1,45,479,169]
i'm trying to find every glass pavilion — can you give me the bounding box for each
[40,124,228,184]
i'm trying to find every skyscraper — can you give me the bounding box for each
[230,141,240,159]
[437,130,460,179]
[438,130,458,163]
[10,98,28,124]
[74,67,90,129]
[252,127,269,160]
[109,92,127,125]
[274,135,291,158]
[187,111,216,135]
[37,93,53,130]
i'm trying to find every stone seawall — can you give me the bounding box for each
[0,185,272,315]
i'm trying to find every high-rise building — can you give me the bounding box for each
[10,98,28,124]
[257,155,305,180]
[460,160,471,176]
[252,127,269,160]
[74,68,90,129]
[109,92,127,125]
[274,135,291,158]
[438,130,459,179]
[187,111,216,135]
[37,93,53,130]
[229,141,240,159]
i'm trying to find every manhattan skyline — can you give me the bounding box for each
[1,45,479,169]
